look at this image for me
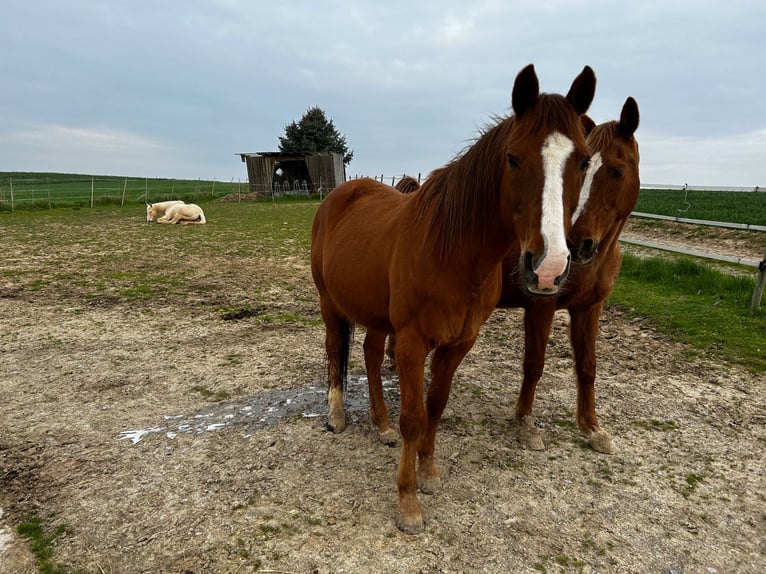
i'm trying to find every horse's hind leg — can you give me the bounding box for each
[515,303,556,451]
[320,299,353,434]
[569,303,614,454]
[363,329,398,445]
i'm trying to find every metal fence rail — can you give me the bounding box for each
[631,211,766,232]
[619,236,761,268]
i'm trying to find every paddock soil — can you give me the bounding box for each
[1,210,764,573]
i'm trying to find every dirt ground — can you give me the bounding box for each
[1,211,764,573]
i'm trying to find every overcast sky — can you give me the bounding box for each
[1,1,764,188]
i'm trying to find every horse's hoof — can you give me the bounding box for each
[589,429,615,454]
[396,509,424,534]
[417,473,442,495]
[327,409,346,434]
[377,426,398,446]
[396,515,424,535]
[518,416,546,450]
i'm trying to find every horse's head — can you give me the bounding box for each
[146,203,157,223]
[569,97,640,264]
[503,64,596,295]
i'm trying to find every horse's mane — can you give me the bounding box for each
[586,121,618,153]
[587,120,640,161]
[395,176,421,194]
[415,93,585,259]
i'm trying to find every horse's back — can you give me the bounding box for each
[313,179,408,247]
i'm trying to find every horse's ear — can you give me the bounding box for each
[581,115,596,136]
[566,65,596,116]
[146,203,151,208]
[617,96,640,139]
[512,64,540,118]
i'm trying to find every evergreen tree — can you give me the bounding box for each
[278,107,354,165]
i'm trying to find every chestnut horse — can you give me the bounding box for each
[500,96,640,454]
[381,98,639,455]
[311,64,595,534]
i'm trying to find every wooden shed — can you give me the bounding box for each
[238,152,345,195]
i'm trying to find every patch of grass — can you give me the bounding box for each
[221,352,243,367]
[16,512,82,574]
[634,419,679,431]
[190,385,231,402]
[219,304,263,321]
[683,472,706,498]
[610,253,766,373]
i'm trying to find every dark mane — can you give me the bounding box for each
[415,93,586,259]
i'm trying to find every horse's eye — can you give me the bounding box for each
[580,155,591,171]
[612,167,625,179]
[507,154,520,170]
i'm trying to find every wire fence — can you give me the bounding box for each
[0,175,328,210]
[353,174,765,193]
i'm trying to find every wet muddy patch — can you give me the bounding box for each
[118,375,401,444]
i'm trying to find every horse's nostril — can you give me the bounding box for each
[523,251,535,271]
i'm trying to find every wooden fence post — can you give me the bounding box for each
[750,250,766,315]
[90,177,94,208]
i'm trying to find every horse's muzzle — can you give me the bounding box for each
[571,238,599,265]
[522,251,571,295]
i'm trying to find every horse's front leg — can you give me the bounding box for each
[363,329,398,445]
[515,302,555,450]
[569,302,614,454]
[393,328,430,534]
[417,338,475,494]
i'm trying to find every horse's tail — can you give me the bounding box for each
[339,318,354,393]
[198,209,206,224]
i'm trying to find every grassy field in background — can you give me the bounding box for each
[634,188,766,225]
[3,172,766,225]
[609,253,765,373]
[2,197,763,374]
[0,171,245,209]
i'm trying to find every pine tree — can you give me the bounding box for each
[278,107,354,165]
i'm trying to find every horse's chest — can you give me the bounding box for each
[415,286,498,345]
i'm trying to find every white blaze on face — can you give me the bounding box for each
[537,131,575,290]
[571,151,602,225]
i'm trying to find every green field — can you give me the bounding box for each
[3,173,766,226]
[634,188,766,225]
[0,171,246,210]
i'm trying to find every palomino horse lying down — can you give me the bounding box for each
[146,200,184,222]
[311,64,595,534]
[157,203,206,225]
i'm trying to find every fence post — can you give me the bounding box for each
[750,250,766,315]
[10,176,13,211]
[121,178,127,206]
[91,177,94,208]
